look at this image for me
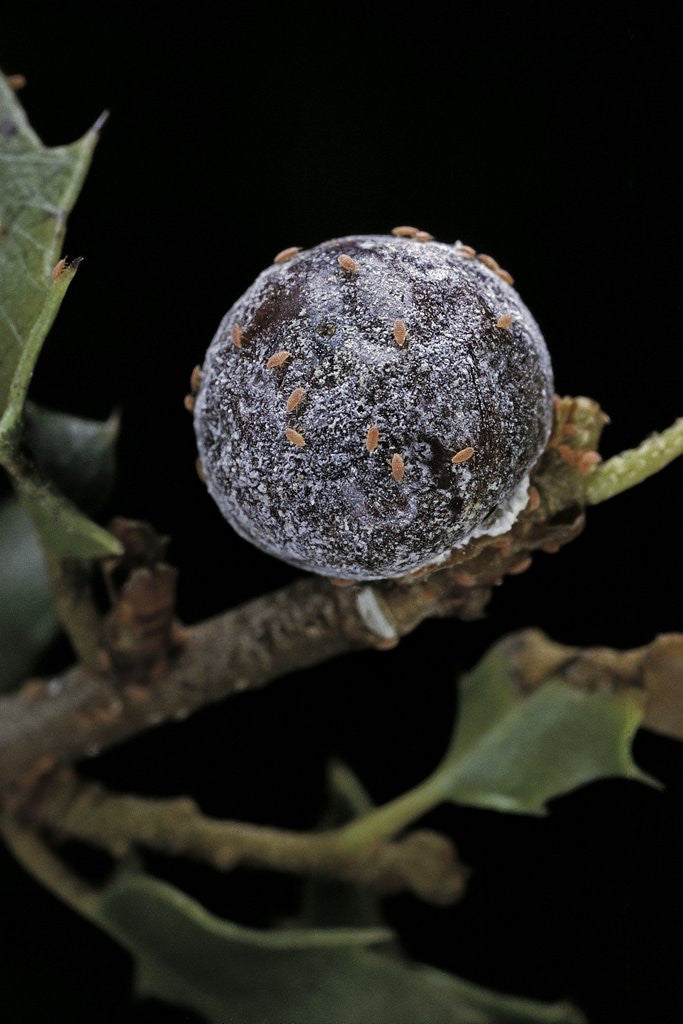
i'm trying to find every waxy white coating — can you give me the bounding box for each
[194,235,553,579]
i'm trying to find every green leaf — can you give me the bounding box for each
[96,872,585,1024]
[13,470,122,559]
[0,401,120,688]
[0,498,58,690]
[24,400,119,513]
[0,72,104,442]
[432,650,646,815]
[0,73,121,560]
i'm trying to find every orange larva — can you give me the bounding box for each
[391,225,419,237]
[274,246,302,264]
[577,450,602,475]
[492,535,514,555]
[195,457,206,482]
[391,453,405,482]
[286,387,305,412]
[508,555,533,575]
[338,253,357,274]
[231,323,243,348]
[266,350,291,369]
[285,427,306,447]
[557,444,577,467]
[496,313,514,329]
[374,637,400,651]
[183,393,195,412]
[366,424,380,451]
[477,253,501,272]
[393,319,407,346]
[451,446,475,464]
[497,268,515,285]
[7,73,26,91]
[51,258,66,281]
[526,485,541,511]
[414,230,433,242]
[190,365,202,394]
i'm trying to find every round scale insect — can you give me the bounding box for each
[193,233,554,580]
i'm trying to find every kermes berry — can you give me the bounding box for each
[194,234,553,580]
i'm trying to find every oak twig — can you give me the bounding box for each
[0,399,680,800]
[27,770,467,907]
[0,810,99,922]
[584,416,683,505]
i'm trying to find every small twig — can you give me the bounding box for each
[0,810,99,921]
[44,553,108,675]
[100,519,179,685]
[29,771,467,907]
[584,416,683,505]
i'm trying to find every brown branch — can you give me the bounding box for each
[0,507,582,801]
[100,518,180,684]
[27,770,467,907]
[1,396,677,798]
[0,577,371,799]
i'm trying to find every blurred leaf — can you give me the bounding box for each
[97,873,585,1024]
[24,400,119,512]
[0,71,103,440]
[432,650,646,815]
[0,498,57,690]
[300,760,384,929]
[325,758,375,821]
[14,470,122,559]
[0,404,120,689]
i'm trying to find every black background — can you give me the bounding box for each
[1,4,682,1023]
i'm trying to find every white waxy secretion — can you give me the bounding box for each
[194,234,554,579]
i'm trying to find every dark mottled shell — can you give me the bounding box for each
[194,235,553,580]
